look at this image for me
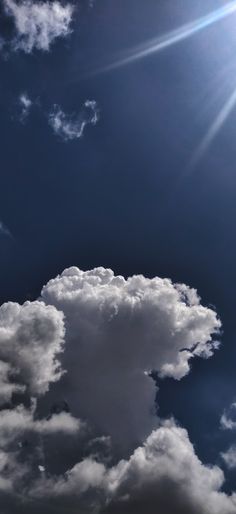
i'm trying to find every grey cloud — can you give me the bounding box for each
[101,420,236,514]
[30,420,236,514]
[48,100,99,141]
[0,361,25,406]
[0,403,82,447]
[0,449,25,493]
[3,0,74,53]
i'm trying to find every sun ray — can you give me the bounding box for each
[93,1,236,75]
[188,86,236,172]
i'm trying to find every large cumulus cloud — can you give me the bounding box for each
[0,266,229,514]
[41,266,221,448]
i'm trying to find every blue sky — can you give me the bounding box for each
[1,1,236,512]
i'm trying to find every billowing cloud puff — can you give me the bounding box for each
[30,420,236,514]
[48,100,99,141]
[0,300,65,399]
[41,266,220,448]
[3,0,74,53]
[101,421,236,514]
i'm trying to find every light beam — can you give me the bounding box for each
[95,1,236,74]
[188,86,236,171]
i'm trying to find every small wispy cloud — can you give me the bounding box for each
[220,402,236,430]
[48,100,99,141]
[18,93,32,122]
[3,0,74,54]
[0,221,12,239]
[221,445,236,469]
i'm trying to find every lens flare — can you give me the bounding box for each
[95,1,236,74]
[188,86,236,172]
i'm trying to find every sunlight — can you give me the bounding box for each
[188,86,236,172]
[96,1,236,74]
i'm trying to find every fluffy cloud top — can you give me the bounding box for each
[3,0,74,53]
[48,100,99,141]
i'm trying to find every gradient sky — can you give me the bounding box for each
[1,1,236,512]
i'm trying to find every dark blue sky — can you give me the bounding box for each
[1,0,236,496]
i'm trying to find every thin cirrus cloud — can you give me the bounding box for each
[3,0,74,53]
[0,222,12,239]
[0,265,232,514]
[48,100,100,141]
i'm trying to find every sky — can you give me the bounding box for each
[1,0,236,512]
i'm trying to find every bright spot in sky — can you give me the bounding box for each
[95,1,236,74]
[81,1,236,172]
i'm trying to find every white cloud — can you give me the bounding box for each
[3,0,74,53]
[221,446,236,470]
[220,403,236,470]
[221,402,236,430]
[48,100,99,141]
[41,266,220,449]
[0,300,65,399]
[18,93,32,121]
